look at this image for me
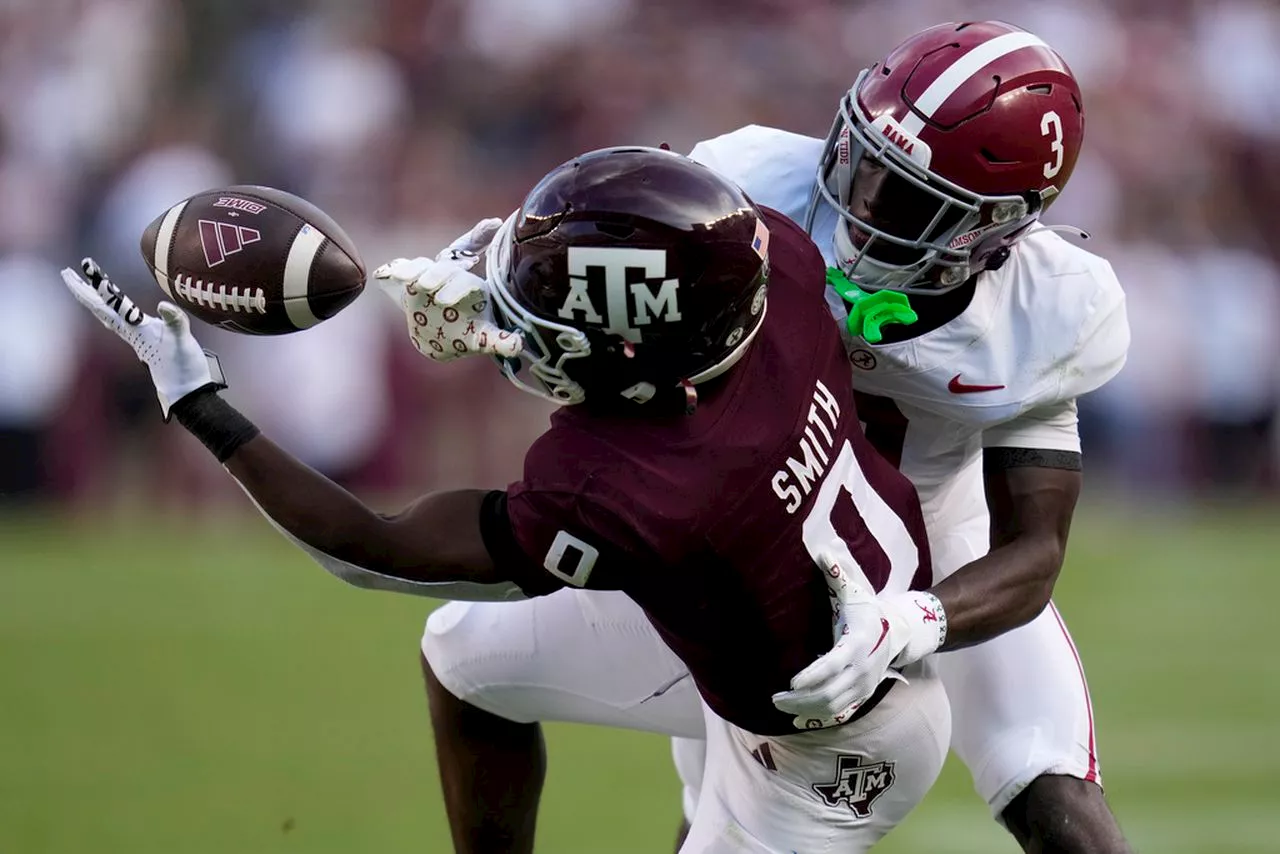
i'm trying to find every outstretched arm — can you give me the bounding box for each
[62,258,522,600]
[219,420,513,595]
[210,405,489,578]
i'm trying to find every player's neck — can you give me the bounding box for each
[875,279,976,344]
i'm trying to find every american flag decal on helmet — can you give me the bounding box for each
[751,218,770,261]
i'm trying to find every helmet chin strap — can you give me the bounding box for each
[618,378,697,413]
[835,218,1088,296]
[615,300,769,413]
[680,380,698,415]
[832,223,950,294]
[988,223,1089,272]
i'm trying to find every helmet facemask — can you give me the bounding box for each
[808,69,1037,296]
[486,213,592,405]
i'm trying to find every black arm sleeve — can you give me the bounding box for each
[477,490,563,598]
[984,447,1082,472]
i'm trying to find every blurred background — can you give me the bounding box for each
[1,0,1277,852]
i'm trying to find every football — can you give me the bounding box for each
[139,185,366,335]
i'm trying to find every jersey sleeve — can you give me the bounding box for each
[688,125,824,218]
[988,251,1128,441]
[687,126,767,183]
[1058,253,1130,401]
[479,475,659,598]
[983,398,1080,452]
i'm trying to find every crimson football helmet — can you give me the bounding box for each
[486,146,770,407]
[807,20,1085,295]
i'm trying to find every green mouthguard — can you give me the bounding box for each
[825,267,918,344]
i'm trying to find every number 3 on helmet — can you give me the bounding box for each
[807,20,1085,295]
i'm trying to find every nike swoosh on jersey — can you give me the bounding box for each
[948,374,1006,394]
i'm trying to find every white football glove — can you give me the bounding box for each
[60,258,226,419]
[374,218,523,363]
[772,552,947,729]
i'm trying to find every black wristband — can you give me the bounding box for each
[171,390,261,463]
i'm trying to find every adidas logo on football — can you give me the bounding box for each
[199,219,261,267]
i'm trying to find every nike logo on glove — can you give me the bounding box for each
[867,618,891,655]
[948,374,1005,394]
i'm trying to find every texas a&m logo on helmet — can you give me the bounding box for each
[556,247,683,343]
[486,146,770,406]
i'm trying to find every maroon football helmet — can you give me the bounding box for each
[486,146,771,406]
[806,20,1085,294]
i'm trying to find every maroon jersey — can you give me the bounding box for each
[488,209,932,735]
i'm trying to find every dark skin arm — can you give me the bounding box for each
[225,433,503,585]
[928,460,1081,651]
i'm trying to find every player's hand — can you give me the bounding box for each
[373,218,524,363]
[771,553,946,729]
[772,553,903,729]
[60,257,226,420]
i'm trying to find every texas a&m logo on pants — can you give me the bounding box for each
[812,754,896,818]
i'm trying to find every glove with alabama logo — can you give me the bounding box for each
[771,551,947,729]
[374,218,523,363]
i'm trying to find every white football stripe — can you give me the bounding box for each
[152,200,187,299]
[898,31,1049,136]
[283,224,326,329]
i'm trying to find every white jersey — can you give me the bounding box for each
[691,125,1130,565]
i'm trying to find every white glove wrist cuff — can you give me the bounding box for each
[889,590,948,667]
[918,590,947,655]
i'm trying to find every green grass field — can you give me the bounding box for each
[2,500,1277,853]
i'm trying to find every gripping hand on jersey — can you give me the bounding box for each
[60,258,226,420]
[374,218,523,363]
[772,552,947,729]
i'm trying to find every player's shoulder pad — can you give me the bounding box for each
[511,422,691,569]
[1000,229,1130,403]
[519,419,672,517]
[688,125,824,213]
[519,420,611,494]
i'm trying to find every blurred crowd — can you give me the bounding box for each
[2,0,1279,509]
